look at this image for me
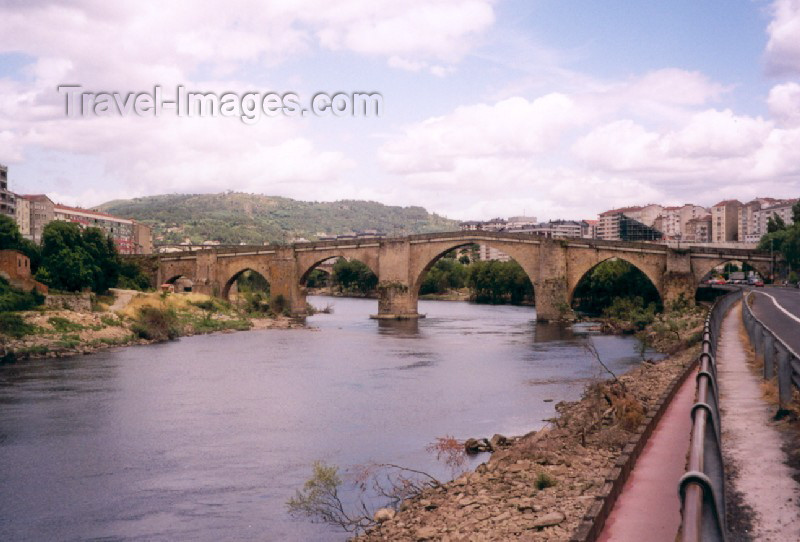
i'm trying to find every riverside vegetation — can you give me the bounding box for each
[0,216,306,362]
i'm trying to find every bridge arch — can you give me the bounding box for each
[299,255,378,286]
[410,240,539,306]
[692,257,771,285]
[222,267,271,300]
[570,257,663,313]
[567,251,666,305]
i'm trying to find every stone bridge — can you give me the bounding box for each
[152,231,775,321]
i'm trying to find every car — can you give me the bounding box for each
[754,279,764,287]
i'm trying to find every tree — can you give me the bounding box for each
[767,213,787,233]
[36,221,122,293]
[466,260,534,305]
[0,215,41,271]
[332,259,377,294]
[572,259,661,315]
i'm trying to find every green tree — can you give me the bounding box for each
[0,214,41,270]
[332,259,378,294]
[572,259,662,315]
[767,214,787,233]
[419,258,468,295]
[466,260,533,305]
[36,221,122,293]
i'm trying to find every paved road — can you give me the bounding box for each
[749,286,800,356]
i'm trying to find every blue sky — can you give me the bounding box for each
[0,0,798,221]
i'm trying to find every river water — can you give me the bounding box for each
[0,297,658,541]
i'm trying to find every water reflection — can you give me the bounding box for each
[376,318,421,337]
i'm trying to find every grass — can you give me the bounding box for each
[47,316,85,333]
[100,315,124,327]
[0,313,38,338]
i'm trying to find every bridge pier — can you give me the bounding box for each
[371,281,425,320]
[536,239,576,322]
[664,251,696,311]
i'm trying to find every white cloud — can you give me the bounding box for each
[768,82,800,126]
[380,93,582,174]
[377,68,800,219]
[766,0,800,75]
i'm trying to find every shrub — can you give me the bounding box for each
[100,315,123,327]
[0,277,45,312]
[603,297,657,331]
[131,307,180,342]
[535,472,556,490]
[0,313,37,338]
[47,316,85,333]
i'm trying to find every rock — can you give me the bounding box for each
[416,526,438,540]
[373,508,396,523]
[489,434,509,450]
[464,438,487,454]
[532,511,565,528]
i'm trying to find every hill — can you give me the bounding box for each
[97,193,460,245]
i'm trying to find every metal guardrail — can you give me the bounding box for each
[742,290,800,411]
[679,289,741,542]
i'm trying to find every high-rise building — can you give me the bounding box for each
[754,199,798,236]
[18,195,55,243]
[0,164,15,219]
[710,200,742,242]
[15,196,31,239]
[684,215,712,243]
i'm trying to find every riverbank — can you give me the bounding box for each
[0,290,306,362]
[355,318,703,541]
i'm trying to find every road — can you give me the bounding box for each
[749,286,800,356]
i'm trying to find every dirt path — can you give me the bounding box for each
[718,303,800,541]
[108,288,139,312]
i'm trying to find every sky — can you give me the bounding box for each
[0,0,799,222]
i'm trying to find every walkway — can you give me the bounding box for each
[597,363,696,541]
[717,302,800,541]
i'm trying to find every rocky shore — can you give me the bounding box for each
[355,347,698,541]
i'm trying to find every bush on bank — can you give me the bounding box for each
[131,306,181,342]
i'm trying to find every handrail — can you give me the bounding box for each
[679,289,741,542]
[741,290,800,411]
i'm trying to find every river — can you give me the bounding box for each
[0,297,660,541]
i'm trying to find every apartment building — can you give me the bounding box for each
[18,194,56,243]
[134,223,154,254]
[755,199,798,235]
[597,206,650,240]
[739,198,782,243]
[684,215,712,243]
[0,164,15,219]
[55,205,139,254]
[710,200,742,242]
[14,196,31,238]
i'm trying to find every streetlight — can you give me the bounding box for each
[770,237,775,283]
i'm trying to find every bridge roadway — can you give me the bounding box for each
[149,231,774,321]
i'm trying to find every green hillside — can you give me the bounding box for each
[97,193,459,245]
